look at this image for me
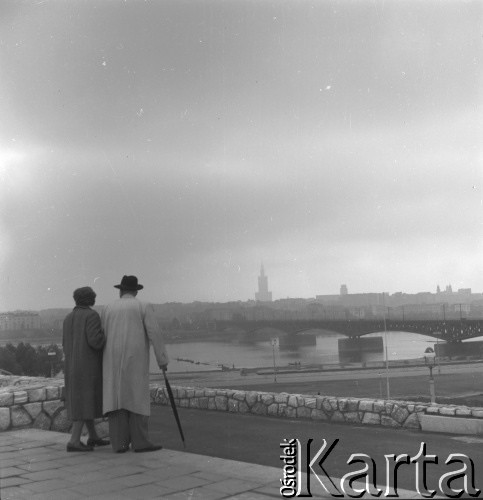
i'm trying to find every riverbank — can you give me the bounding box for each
[159,359,483,407]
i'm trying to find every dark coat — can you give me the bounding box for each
[63,306,105,420]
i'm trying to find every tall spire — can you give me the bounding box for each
[255,263,272,302]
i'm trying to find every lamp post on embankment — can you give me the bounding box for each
[424,349,437,404]
[382,293,390,400]
[271,337,278,383]
[47,347,56,378]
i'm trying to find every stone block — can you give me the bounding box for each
[414,405,428,412]
[261,393,274,405]
[228,399,239,412]
[246,392,258,407]
[11,406,32,428]
[296,407,312,419]
[311,409,328,421]
[281,406,297,418]
[233,391,246,401]
[94,420,109,438]
[471,410,483,418]
[52,408,71,432]
[296,395,306,406]
[179,398,190,408]
[186,389,195,398]
[195,389,205,398]
[331,411,345,422]
[322,399,333,413]
[238,402,249,413]
[215,396,228,411]
[362,412,380,425]
[338,398,348,411]
[251,402,268,416]
[426,406,440,415]
[189,399,200,409]
[0,407,10,430]
[455,407,472,417]
[208,398,216,410]
[381,416,400,428]
[177,388,186,399]
[391,405,409,424]
[267,403,279,416]
[420,414,483,435]
[33,411,51,430]
[198,397,209,409]
[204,389,216,397]
[347,399,359,412]
[439,407,456,417]
[24,402,42,420]
[51,385,62,399]
[274,393,289,404]
[0,391,14,406]
[304,398,316,409]
[155,392,168,405]
[287,395,298,408]
[344,412,360,423]
[43,400,62,417]
[13,391,28,404]
[359,400,374,412]
[373,401,385,413]
[329,399,339,411]
[403,413,421,430]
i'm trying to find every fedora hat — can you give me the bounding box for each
[114,275,144,291]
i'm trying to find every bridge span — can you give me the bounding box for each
[214,318,483,343]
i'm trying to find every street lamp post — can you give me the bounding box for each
[424,350,436,404]
[271,338,278,383]
[382,293,390,400]
[47,347,56,378]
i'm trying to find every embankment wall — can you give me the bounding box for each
[1,376,482,433]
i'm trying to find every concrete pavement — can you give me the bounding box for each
[0,429,427,499]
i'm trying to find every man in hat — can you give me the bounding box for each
[101,275,169,453]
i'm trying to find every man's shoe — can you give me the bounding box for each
[67,442,94,452]
[87,438,110,447]
[134,445,162,453]
[116,446,130,453]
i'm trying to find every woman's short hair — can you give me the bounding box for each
[73,286,96,307]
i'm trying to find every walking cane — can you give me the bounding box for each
[162,368,186,448]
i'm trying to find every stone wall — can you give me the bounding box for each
[0,377,107,436]
[1,375,483,434]
[150,384,483,431]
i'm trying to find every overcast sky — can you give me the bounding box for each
[1,0,482,311]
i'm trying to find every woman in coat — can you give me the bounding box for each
[63,286,109,451]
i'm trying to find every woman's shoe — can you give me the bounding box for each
[67,442,94,452]
[87,438,110,447]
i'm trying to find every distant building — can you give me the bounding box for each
[0,311,41,331]
[255,264,272,302]
[340,284,348,296]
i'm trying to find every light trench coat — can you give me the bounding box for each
[101,294,169,416]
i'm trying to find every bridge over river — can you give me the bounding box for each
[214,318,483,343]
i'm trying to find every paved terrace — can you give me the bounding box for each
[0,429,427,499]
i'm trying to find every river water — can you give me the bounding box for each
[152,330,483,374]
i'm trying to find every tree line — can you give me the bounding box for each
[0,343,64,377]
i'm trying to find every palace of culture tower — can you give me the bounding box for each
[255,264,272,302]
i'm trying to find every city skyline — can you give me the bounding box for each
[1,1,482,311]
